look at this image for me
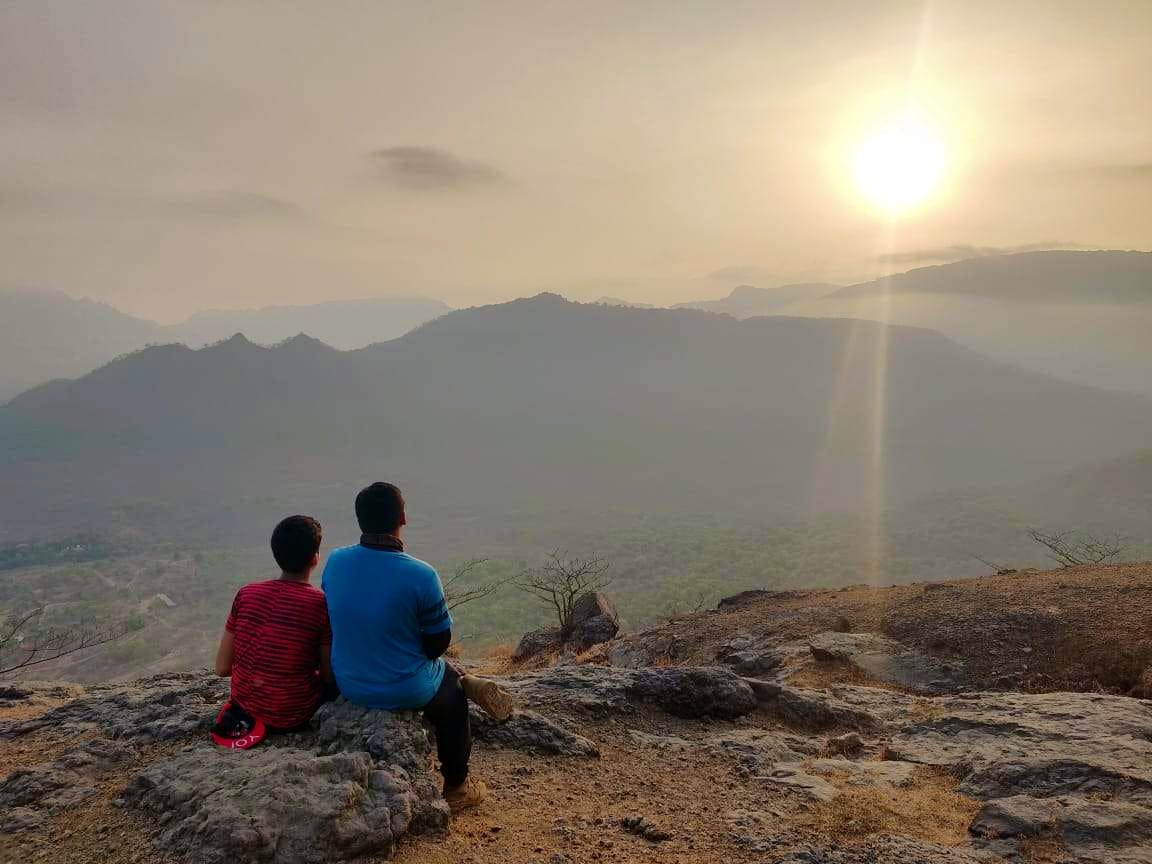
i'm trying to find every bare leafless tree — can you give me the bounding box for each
[1,607,129,676]
[514,549,612,638]
[1028,529,1130,568]
[441,559,514,611]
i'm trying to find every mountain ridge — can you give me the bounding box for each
[2,293,1150,546]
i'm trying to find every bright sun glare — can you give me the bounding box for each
[853,117,947,215]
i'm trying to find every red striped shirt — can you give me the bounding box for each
[225,579,331,729]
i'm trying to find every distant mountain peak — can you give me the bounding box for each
[274,333,337,352]
[726,284,768,299]
[216,332,257,347]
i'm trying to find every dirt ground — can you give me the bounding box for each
[7,563,1147,863]
[1,700,980,864]
[618,563,1152,696]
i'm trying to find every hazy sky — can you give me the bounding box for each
[2,0,1149,321]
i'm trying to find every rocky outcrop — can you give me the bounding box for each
[886,690,1152,863]
[566,591,619,650]
[513,627,563,661]
[744,679,884,731]
[513,591,620,661]
[756,837,994,863]
[128,745,447,864]
[716,589,779,611]
[0,738,138,832]
[1,675,599,862]
[469,705,600,757]
[971,795,1152,863]
[0,672,229,742]
[886,690,1152,778]
[805,631,967,694]
[498,663,759,719]
[124,700,449,864]
[606,631,691,669]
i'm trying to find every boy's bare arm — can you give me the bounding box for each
[215,630,235,676]
[319,644,334,685]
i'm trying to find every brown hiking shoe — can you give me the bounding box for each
[461,675,514,722]
[444,776,487,812]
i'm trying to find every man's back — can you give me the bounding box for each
[322,544,452,710]
[226,578,330,728]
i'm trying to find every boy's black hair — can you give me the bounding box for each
[270,515,323,574]
[355,482,406,534]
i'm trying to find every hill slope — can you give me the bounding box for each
[1,294,1149,544]
[168,296,451,349]
[0,290,449,403]
[0,289,163,403]
[788,250,1152,396]
[674,282,839,316]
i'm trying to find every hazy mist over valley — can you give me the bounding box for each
[3,267,1151,674]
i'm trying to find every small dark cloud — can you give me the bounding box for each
[371,146,510,191]
[993,159,1152,186]
[878,242,1081,265]
[1085,162,1152,180]
[164,191,304,220]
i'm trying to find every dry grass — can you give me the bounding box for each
[1018,834,1069,863]
[792,768,980,847]
[615,563,1152,696]
[468,642,518,676]
[786,659,912,695]
[904,698,947,723]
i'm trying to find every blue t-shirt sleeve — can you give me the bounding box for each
[416,564,452,635]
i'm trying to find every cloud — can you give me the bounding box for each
[371,146,510,191]
[162,191,303,220]
[1085,162,1152,180]
[877,242,1082,265]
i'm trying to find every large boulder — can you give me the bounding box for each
[632,666,757,719]
[128,746,447,864]
[567,591,619,651]
[126,699,449,864]
[469,705,600,757]
[497,663,759,720]
[513,627,562,662]
[513,592,619,661]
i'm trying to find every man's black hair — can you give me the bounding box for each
[270,515,323,574]
[355,482,406,534]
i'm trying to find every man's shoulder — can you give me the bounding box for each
[395,553,438,578]
[324,545,362,569]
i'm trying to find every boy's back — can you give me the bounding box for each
[226,578,331,728]
[323,544,452,710]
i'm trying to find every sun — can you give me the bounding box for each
[853,117,947,215]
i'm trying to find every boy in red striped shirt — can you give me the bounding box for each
[214,515,334,731]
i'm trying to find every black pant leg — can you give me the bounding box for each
[422,663,472,788]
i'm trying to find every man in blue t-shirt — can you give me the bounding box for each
[323,482,510,812]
